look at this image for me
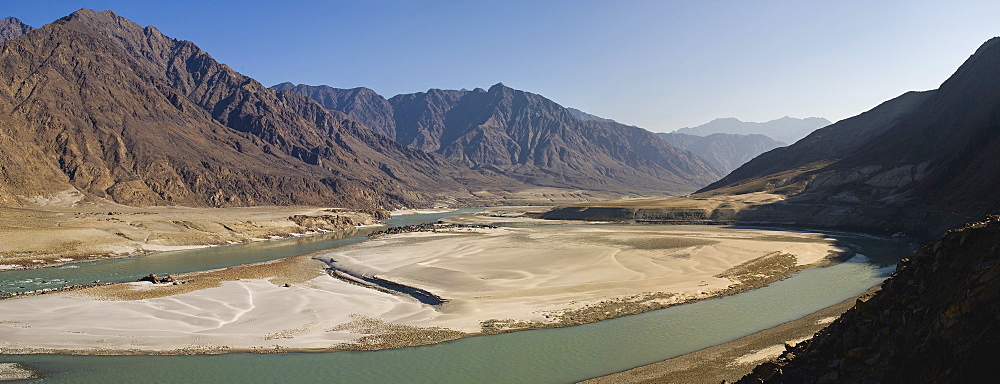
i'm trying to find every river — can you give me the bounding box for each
[0,210,912,383]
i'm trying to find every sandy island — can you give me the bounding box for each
[0,204,385,270]
[0,221,847,355]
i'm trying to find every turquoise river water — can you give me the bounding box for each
[0,210,913,383]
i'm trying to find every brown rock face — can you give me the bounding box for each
[0,9,521,208]
[738,216,1000,384]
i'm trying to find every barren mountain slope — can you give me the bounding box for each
[0,9,524,208]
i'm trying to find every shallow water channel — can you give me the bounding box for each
[0,211,913,383]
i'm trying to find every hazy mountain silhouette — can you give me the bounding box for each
[674,116,830,144]
[566,107,617,123]
[657,132,785,173]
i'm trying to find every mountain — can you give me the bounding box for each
[566,107,617,123]
[387,84,724,193]
[0,9,521,208]
[674,116,831,144]
[702,91,932,191]
[270,83,396,139]
[0,17,33,44]
[695,37,1000,236]
[738,215,1000,383]
[545,37,1000,239]
[657,132,785,173]
[280,83,724,194]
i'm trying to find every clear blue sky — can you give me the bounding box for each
[5,0,1000,131]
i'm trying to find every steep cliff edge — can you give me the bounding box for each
[737,215,1000,383]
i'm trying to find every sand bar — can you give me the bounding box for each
[0,225,845,354]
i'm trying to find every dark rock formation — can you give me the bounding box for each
[673,116,830,145]
[657,132,786,173]
[367,222,496,238]
[0,16,34,44]
[138,273,175,284]
[737,215,1000,384]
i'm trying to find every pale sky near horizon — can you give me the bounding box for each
[5,0,1000,131]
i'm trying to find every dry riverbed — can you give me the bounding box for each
[0,204,385,270]
[0,222,848,355]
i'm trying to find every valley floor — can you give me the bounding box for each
[0,216,846,355]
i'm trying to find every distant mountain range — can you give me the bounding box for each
[674,116,830,144]
[656,132,785,173]
[548,107,791,174]
[273,83,723,194]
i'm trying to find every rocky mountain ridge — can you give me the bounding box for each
[275,82,724,194]
[0,9,525,208]
[271,82,397,139]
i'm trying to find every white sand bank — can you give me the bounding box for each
[0,225,844,354]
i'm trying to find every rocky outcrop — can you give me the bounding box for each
[367,222,497,238]
[138,273,176,284]
[0,17,33,44]
[737,216,1000,384]
[287,214,362,231]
